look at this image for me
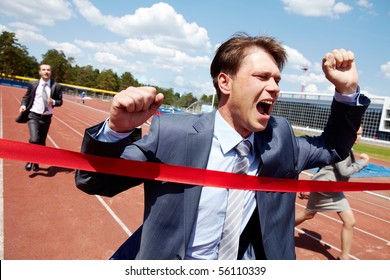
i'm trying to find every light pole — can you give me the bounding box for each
[300,64,309,98]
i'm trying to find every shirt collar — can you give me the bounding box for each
[39,79,51,86]
[214,110,254,155]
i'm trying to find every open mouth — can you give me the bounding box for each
[257,100,273,115]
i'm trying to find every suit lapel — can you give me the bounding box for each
[254,118,284,177]
[28,82,39,109]
[254,129,273,176]
[183,111,215,246]
[186,112,215,168]
[50,82,56,98]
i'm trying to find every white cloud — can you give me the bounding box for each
[48,41,82,56]
[269,44,337,92]
[0,0,73,26]
[70,0,212,93]
[281,0,352,18]
[73,0,211,52]
[188,80,214,96]
[14,29,82,56]
[307,72,327,83]
[75,37,210,73]
[9,22,40,32]
[152,50,210,73]
[123,38,178,57]
[332,2,353,15]
[1,9,82,58]
[123,38,210,69]
[381,61,390,79]
[325,84,336,93]
[357,0,373,9]
[104,60,149,78]
[0,24,9,32]
[14,29,47,43]
[75,40,128,56]
[312,62,323,73]
[284,45,311,71]
[94,52,126,70]
[174,76,185,87]
[173,76,214,96]
[283,72,327,88]
[304,84,319,93]
[125,61,149,75]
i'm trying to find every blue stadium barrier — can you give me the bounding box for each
[0,78,29,88]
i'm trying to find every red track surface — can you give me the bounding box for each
[1,85,389,260]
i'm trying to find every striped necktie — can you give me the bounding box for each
[42,83,48,113]
[218,139,252,260]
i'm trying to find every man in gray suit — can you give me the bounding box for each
[75,33,370,260]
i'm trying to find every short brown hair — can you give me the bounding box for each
[39,64,51,71]
[210,32,287,98]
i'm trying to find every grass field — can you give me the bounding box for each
[354,142,390,162]
[294,130,390,163]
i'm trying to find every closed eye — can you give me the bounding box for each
[254,74,281,85]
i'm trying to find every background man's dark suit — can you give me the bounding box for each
[76,95,369,260]
[21,80,63,146]
[21,80,63,111]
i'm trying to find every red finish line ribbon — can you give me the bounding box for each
[0,138,389,192]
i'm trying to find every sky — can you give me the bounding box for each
[0,0,389,98]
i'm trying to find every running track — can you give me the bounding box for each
[1,85,389,260]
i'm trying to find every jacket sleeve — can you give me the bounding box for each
[20,83,34,108]
[334,154,369,179]
[322,94,370,161]
[75,122,144,197]
[52,83,63,107]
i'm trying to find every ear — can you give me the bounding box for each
[217,73,231,95]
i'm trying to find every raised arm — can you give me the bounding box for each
[108,86,164,133]
[322,49,358,94]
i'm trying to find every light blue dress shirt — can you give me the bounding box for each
[184,111,259,260]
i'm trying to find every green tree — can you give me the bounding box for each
[159,87,175,106]
[41,49,74,82]
[175,92,198,108]
[96,69,119,91]
[199,94,210,104]
[70,65,100,88]
[0,31,38,76]
[119,71,140,90]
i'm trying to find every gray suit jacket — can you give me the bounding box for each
[312,151,369,182]
[75,95,370,260]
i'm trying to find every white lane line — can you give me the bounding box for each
[295,203,390,245]
[363,191,390,201]
[316,210,390,244]
[347,194,390,211]
[294,227,359,260]
[351,208,390,224]
[52,115,84,137]
[95,196,132,236]
[302,170,390,201]
[299,173,390,241]
[47,115,133,237]
[59,99,109,126]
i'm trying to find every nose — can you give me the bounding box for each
[266,79,280,96]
